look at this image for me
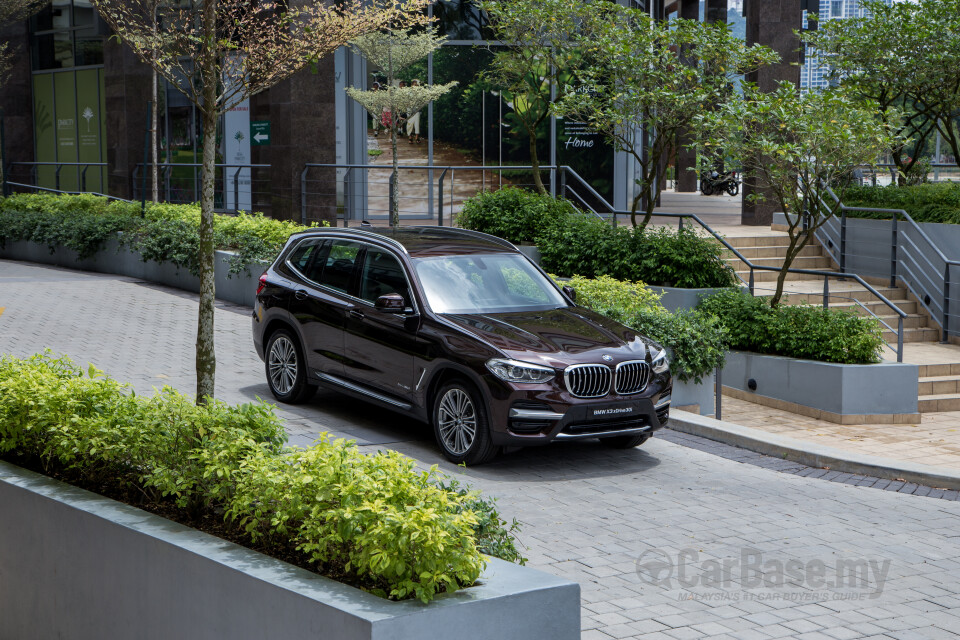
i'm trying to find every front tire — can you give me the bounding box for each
[432,380,499,465]
[726,182,739,196]
[599,433,650,449]
[265,329,316,404]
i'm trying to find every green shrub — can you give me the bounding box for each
[0,193,320,274]
[536,214,737,288]
[455,187,577,245]
[698,289,884,364]
[562,275,728,383]
[842,183,960,224]
[0,353,500,603]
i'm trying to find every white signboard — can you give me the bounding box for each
[224,98,251,212]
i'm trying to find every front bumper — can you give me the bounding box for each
[486,376,672,446]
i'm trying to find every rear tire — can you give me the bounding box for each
[432,380,499,465]
[599,433,650,449]
[700,181,714,196]
[264,328,316,404]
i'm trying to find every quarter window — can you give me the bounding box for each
[287,239,323,277]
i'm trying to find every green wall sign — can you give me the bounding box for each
[251,121,270,146]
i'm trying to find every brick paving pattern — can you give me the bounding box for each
[3,259,960,639]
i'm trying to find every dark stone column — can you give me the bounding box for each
[103,39,151,200]
[674,0,700,193]
[741,0,802,225]
[254,55,336,224]
[705,0,727,24]
[0,21,35,184]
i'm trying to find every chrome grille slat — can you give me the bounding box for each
[614,360,651,395]
[564,364,611,398]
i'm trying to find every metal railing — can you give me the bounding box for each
[132,163,272,214]
[813,185,960,344]
[550,177,908,362]
[4,162,108,197]
[301,163,567,226]
[852,163,960,186]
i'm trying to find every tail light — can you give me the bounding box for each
[256,272,268,296]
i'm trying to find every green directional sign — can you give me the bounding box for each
[251,121,271,146]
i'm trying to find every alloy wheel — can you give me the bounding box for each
[437,388,477,455]
[268,335,298,395]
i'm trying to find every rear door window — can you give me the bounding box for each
[316,240,362,294]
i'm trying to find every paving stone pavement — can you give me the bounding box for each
[3,258,960,640]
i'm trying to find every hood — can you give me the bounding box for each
[444,307,651,367]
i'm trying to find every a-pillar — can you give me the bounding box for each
[741,0,802,225]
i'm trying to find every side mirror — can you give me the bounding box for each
[562,285,577,303]
[375,293,406,312]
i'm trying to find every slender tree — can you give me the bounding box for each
[552,4,777,228]
[345,26,455,226]
[478,0,579,194]
[90,0,429,403]
[697,83,895,307]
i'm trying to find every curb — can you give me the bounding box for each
[668,409,960,491]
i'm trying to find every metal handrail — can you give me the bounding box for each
[4,181,129,202]
[608,208,908,362]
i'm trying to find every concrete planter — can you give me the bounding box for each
[516,243,541,265]
[672,370,716,417]
[651,286,733,312]
[721,350,919,424]
[0,237,266,307]
[0,460,579,640]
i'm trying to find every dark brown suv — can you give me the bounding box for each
[253,227,671,464]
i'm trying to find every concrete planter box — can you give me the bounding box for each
[0,460,579,640]
[721,350,919,424]
[0,237,266,307]
[651,286,732,312]
[672,370,716,417]
[516,243,541,265]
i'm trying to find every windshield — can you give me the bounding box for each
[413,253,569,314]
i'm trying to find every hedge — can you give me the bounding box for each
[698,289,884,364]
[842,183,960,224]
[457,188,737,288]
[0,193,313,274]
[561,275,727,384]
[0,353,525,603]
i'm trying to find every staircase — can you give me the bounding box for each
[720,232,960,414]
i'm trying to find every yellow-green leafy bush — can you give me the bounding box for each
[0,353,487,602]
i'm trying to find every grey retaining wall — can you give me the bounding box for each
[722,350,919,424]
[0,237,265,307]
[0,460,580,640]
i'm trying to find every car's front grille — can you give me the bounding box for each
[564,364,612,398]
[614,360,650,395]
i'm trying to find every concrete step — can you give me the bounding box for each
[723,235,793,248]
[721,245,824,259]
[919,393,960,412]
[882,326,942,343]
[755,287,906,305]
[829,299,920,316]
[873,314,931,329]
[726,255,834,270]
[919,363,960,378]
[737,270,839,283]
[918,376,960,396]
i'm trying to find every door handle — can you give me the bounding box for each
[348,309,365,320]
[294,289,308,301]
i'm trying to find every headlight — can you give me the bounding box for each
[651,348,669,374]
[485,358,556,383]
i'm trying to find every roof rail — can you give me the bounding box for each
[294,227,410,255]
[407,226,518,251]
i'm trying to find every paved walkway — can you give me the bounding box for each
[3,258,960,639]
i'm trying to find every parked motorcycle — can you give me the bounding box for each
[700,170,739,196]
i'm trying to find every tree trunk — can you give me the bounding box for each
[770,233,808,308]
[195,0,218,405]
[391,114,399,226]
[529,129,545,194]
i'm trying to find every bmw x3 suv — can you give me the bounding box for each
[253,227,671,464]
